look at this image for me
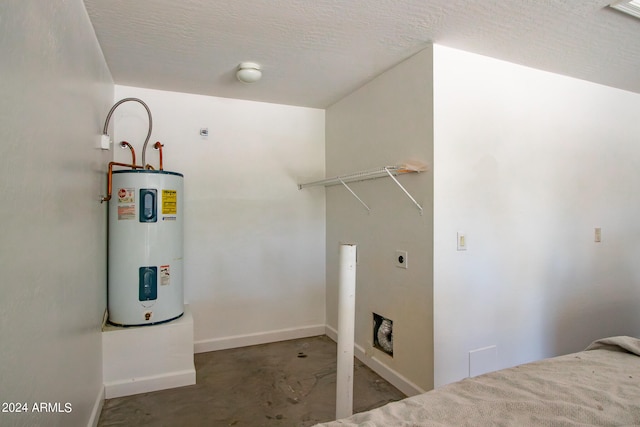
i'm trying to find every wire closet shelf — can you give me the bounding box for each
[297,164,426,214]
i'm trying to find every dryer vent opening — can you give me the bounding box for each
[373,313,393,357]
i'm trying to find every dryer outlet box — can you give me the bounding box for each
[395,250,408,269]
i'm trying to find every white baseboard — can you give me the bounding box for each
[325,325,425,397]
[194,324,326,353]
[104,369,196,399]
[87,386,105,427]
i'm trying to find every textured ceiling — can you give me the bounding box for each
[83,0,640,108]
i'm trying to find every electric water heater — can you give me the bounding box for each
[108,170,184,326]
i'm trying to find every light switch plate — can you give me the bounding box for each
[457,232,467,251]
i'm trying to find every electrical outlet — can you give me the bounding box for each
[395,250,408,269]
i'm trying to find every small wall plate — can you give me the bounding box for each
[395,250,408,269]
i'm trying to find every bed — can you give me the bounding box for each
[316,336,640,426]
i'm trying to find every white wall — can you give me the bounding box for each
[433,45,640,387]
[111,86,326,350]
[326,47,434,393]
[0,1,113,426]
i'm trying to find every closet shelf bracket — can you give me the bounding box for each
[383,167,423,215]
[338,177,371,213]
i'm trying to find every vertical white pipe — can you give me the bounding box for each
[336,243,357,420]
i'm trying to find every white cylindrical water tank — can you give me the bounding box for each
[108,170,184,326]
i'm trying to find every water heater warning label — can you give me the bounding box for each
[117,188,135,204]
[118,205,135,220]
[160,265,170,286]
[162,190,177,215]
[117,188,136,220]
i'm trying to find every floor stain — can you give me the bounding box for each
[98,335,405,427]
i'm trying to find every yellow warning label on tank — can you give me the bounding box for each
[162,190,177,215]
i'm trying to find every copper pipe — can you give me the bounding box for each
[153,141,164,170]
[100,161,142,203]
[120,141,136,165]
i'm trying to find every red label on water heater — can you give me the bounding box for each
[117,188,134,203]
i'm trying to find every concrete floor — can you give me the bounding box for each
[98,335,405,426]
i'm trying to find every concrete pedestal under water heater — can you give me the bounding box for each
[108,170,184,326]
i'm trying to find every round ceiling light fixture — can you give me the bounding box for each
[236,62,262,83]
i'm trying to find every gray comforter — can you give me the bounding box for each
[316,336,640,426]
